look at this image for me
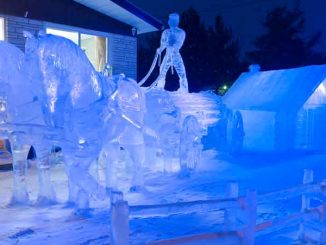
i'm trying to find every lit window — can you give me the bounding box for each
[80,34,107,71]
[46,28,79,45]
[0,18,4,41]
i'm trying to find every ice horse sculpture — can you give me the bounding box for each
[24,32,150,206]
[101,74,148,192]
[0,32,149,207]
[0,27,206,208]
[0,41,45,204]
[0,35,100,206]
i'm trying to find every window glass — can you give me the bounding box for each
[0,18,4,41]
[80,34,107,71]
[46,28,79,45]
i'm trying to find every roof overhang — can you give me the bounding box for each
[73,0,164,34]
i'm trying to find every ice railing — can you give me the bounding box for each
[110,169,326,245]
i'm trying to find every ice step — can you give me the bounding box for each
[170,91,223,128]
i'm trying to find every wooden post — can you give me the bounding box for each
[242,190,257,245]
[224,182,239,230]
[319,228,326,245]
[302,169,314,211]
[298,169,314,241]
[110,191,129,245]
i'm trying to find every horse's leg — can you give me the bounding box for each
[66,153,106,208]
[34,144,56,205]
[9,132,31,205]
[103,142,120,190]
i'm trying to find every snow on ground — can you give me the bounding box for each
[1,149,326,244]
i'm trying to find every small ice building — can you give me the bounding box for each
[223,64,326,152]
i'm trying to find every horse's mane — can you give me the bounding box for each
[37,34,94,71]
[34,34,103,109]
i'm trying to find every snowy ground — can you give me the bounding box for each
[1,149,326,244]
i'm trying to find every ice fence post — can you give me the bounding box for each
[110,190,129,245]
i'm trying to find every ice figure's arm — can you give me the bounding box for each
[157,30,168,54]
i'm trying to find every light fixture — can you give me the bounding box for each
[131,27,137,36]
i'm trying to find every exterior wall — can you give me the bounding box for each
[274,111,297,151]
[110,33,137,79]
[1,15,137,79]
[241,110,276,151]
[296,106,326,151]
[0,0,132,36]
[296,83,326,151]
[4,15,44,51]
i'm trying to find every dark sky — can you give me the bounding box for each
[130,0,326,54]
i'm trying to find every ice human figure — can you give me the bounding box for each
[158,104,181,173]
[102,74,146,192]
[154,13,189,93]
[179,115,203,177]
[144,89,181,172]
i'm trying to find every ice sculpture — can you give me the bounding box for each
[24,33,109,208]
[0,41,38,125]
[0,41,37,205]
[110,191,129,245]
[35,147,56,205]
[144,89,181,172]
[0,84,8,124]
[139,13,189,93]
[179,115,203,177]
[102,74,146,192]
[0,28,205,209]
[10,131,31,204]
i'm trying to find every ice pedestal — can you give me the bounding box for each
[10,132,30,205]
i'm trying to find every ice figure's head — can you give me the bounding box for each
[168,13,180,28]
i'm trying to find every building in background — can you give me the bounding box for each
[0,0,163,79]
[224,65,326,152]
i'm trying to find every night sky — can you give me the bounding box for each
[130,0,326,54]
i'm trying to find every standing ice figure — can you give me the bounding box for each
[155,13,189,93]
